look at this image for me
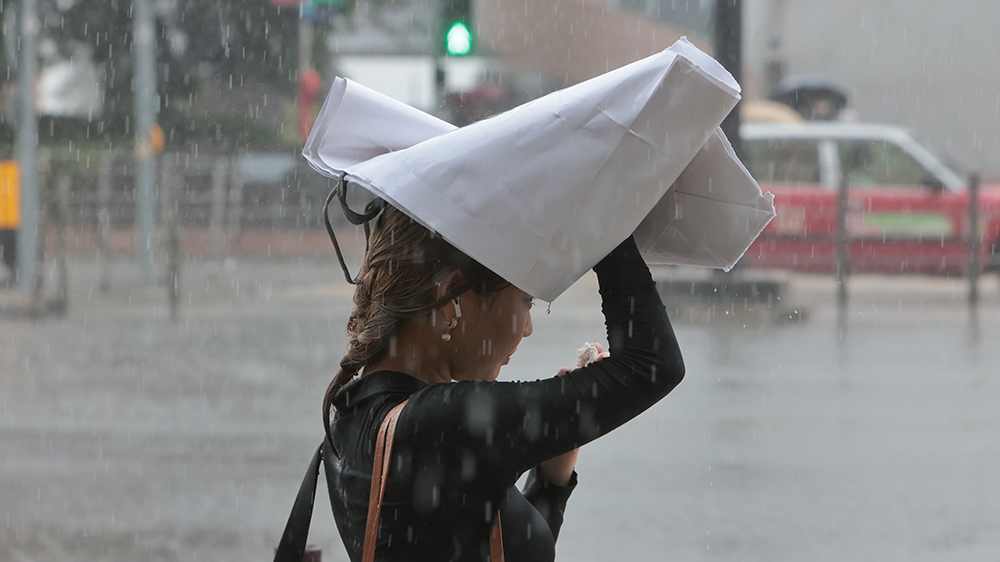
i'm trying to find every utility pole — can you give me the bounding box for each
[97,152,113,293]
[55,172,71,313]
[967,172,981,343]
[434,0,446,115]
[162,155,180,322]
[16,0,39,293]
[133,0,157,281]
[967,174,981,308]
[436,0,474,118]
[836,172,850,346]
[715,0,742,158]
[299,4,313,73]
[763,0,789,96]
[711,0,743,292]
[297,3,316,142]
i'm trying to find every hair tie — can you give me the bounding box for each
[339,356,359,372]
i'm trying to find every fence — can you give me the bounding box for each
[42,150,339,235]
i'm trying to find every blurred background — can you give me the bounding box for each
[1,1,999,561]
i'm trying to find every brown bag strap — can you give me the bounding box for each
[362,400,504,562]
[490,511,504,562]
[362,401,405,562]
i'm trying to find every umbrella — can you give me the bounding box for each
[771,75,849,120]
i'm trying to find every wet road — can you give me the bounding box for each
[2,258,999,561]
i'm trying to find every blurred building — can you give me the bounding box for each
[476,0,711,87]
[327,0,710,115]
[327,0,999,176]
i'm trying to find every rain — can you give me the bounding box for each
[1,0,1000,561]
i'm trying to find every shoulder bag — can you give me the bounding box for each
[274,400,504,562]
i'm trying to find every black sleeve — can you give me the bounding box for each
[521,466,578,542]
[397,236,685,485]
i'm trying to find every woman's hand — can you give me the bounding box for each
[540,447,579,486]
[556,342,610,376]
[542,343,609,486]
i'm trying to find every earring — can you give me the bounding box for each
[441,317,458,341]
[441,298,461,341]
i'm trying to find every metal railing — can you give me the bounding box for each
[833,171,986,345]
[39,151,337,233]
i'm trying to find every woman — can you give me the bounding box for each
[319,205,685,561]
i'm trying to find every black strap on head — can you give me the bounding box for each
[323,173,388,285]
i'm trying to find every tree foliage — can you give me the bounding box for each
[32,0,301,148]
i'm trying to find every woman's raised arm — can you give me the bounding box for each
[395,236,685,485]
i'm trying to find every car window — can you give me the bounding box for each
[743,139,821,184]
[839,140,931,187]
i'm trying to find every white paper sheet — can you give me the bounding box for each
[634,127,776,269]
[303,78,456,174]
[304,38,776,301]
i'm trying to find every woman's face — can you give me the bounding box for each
[451,285,534,382]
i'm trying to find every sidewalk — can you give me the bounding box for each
[3,253,996,325]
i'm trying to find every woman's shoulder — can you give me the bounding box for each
[332,370,427,410]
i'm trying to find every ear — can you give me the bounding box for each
[436,269,465,303]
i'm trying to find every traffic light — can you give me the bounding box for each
[442,0,473,56]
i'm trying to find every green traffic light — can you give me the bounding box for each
[446,21,472,56]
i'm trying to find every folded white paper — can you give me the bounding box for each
[633,127,776,268]
[303,78,455,174]
[304,37,775,302]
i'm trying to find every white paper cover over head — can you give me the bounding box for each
[304,38,775,301]
[303,78,456,174]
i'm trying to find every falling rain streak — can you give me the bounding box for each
[1,0,999,561]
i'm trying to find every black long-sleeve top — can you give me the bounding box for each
[323,237,685,562]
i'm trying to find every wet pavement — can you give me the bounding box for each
[2,256,999,561]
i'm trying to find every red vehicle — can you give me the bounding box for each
[740,122,1000,275]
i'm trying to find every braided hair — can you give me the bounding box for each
[323,205,509,456]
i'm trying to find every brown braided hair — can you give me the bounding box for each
[323,205,510,456]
